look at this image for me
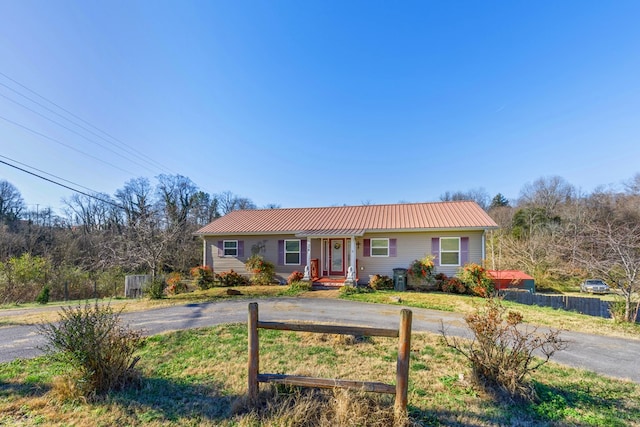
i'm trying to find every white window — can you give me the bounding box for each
[370,238,389,257]
[223,240,238,256]
[440,237,460,266]
[285,239,301,265]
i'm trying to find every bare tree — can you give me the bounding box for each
[440,188,490,210]
[518,176,575,216]
[217,191,256,214]
[190,191,220,225]
[578,192,640,322]
[156,174,198,226]
[0,180,25,225]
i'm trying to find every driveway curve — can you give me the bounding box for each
[1,297,638,384]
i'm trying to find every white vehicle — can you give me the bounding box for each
[580,279,610,294]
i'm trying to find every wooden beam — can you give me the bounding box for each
[248,302,259,403]
[257,321,399,338]
[258,373,396,394]
[395,308,412,416]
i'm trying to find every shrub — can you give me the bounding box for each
[442,277,466,294]
[217,269,250,287]
[145,278,166,299]
[339,285,373,296]
[441,298,567,401]
[37,303,142,400]
[190,265,215,290]
[35,285,50,304]
[289,280,312,292]
[165,272,188,295]
[408,255,435,280]
[369,274,394,290]
[245,255,276,285]
[287,271,305,284]
[458,263,495,298]
[434,272,449,289]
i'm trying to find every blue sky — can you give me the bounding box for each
[1,1,639,214]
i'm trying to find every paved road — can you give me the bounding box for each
[1,298,638,384]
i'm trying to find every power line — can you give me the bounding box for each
[0,91,163,175]
[0,113,139,176]
[0,157,123,210]
[0,72,173,173]
[0,154,101,195]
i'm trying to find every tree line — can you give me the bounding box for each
[0,174,271,302]
[1,173,638,321]
[455,175,640,322]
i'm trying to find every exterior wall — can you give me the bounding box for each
[203,234,309,283]
[202,229,486,284]
[357,230,486,281]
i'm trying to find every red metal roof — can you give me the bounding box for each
[487,270,534,281]
[195,201,498,235]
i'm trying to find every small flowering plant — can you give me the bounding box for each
[457,263,494,297]
[190,265,215,290]
[166,272,188,295]
[408,255,435,279]
[245,254,276,285]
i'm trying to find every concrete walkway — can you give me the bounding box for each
[1,297,638,384]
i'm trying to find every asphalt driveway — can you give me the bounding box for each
[1,297,639,384]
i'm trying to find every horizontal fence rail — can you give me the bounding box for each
[247,302,412,418]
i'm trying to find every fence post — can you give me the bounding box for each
[248,302,259,403]
[395,308,412,418]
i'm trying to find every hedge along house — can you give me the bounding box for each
[194,201,498,286]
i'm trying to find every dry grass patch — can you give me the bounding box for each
[342,290,640,339]
[2,323,640,425]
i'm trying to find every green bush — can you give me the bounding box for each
[245,255,276,285]
[145,278,165,299]
[441,277,467,294]
[369,274,394,290]
[35,285,50,304]
[217,269,250,287]
[37,303,142,400]
[458,263,494,297]
[288,280,312,292]
[190,265,215,290]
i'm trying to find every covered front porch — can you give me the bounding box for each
[296,230,363,286]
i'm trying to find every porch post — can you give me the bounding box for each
[302,237,312,281]
[344,237,357,286]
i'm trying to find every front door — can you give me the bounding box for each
[329,239,345,276]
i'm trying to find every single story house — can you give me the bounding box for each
[194,201,498,286]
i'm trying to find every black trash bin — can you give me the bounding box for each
[393,268,408,291]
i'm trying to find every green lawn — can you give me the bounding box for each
[1,287,639,425]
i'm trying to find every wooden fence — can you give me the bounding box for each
[501,291,612,319]
[247,302,413,417]
[124,274,151,298]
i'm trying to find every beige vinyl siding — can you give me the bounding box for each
[202,230,486,284]
[358,231,485,281]
[204,234,307,283]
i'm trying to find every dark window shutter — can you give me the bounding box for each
[278,240,284,265]
[460,237,469,265]
[218,241,223,257]
[431,238,440,266]
[389,238,397,257]
[363,239,370,257]
[238,241,244,258]
[301,240,307,265]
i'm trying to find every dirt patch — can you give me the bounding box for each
[301,289,341,299]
